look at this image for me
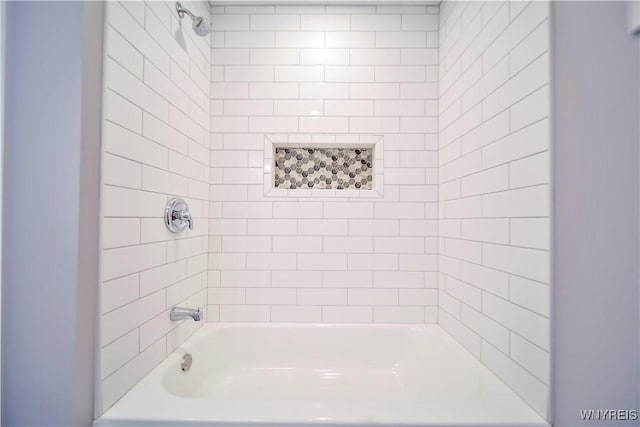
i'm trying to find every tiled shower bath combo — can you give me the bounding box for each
[97,0,551,425]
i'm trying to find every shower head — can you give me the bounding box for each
[176,2,211,37]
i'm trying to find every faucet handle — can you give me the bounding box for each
[165,198,193,233]
[179,209,194,230]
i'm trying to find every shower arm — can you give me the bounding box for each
[176,2,195,20]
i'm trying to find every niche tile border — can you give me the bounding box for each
[264,134,384,199]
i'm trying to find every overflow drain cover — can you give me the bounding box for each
[181,353,192,372]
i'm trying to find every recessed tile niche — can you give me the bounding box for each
[275,147,373,190]
[263,134,384,198]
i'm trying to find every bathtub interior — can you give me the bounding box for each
[96,324,548,427]
[162,325,483,403]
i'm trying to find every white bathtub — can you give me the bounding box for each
[95,323,549,427]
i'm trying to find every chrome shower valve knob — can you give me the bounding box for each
[165,198,193,233]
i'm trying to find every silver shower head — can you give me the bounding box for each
[176,2,211,37]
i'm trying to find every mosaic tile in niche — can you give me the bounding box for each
[274,147,373,190]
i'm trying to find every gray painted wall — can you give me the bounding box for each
[552,2,640,426]
[2,2,103,425]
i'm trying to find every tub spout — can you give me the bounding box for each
[170,307,202,321]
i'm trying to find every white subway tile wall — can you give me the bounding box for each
[99,0,552,420]
[438,0,550,419]
[100,0,210,414]
[208,4,440,326]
